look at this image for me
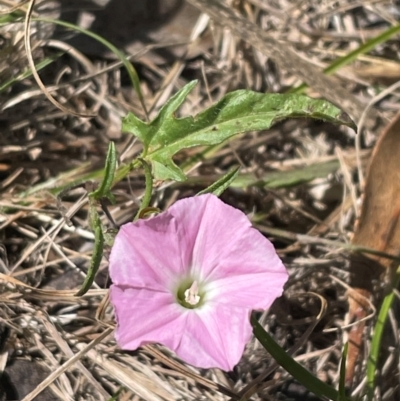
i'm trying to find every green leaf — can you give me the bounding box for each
[123,81,356,181]
[197,166,240,196]
[75,212,104,296]
[122,81,198,152]
[252,316,351,401]
[91,142,116,202]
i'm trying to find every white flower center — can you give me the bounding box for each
[184,280,200,305]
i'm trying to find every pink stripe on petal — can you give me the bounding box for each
[166,195,253,278]
[206,270,287,310]
[204,226,287,282]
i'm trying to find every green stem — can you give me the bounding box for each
[134,159,153,220]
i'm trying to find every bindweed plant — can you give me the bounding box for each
[81,81,356,400]
[110,194,288,371]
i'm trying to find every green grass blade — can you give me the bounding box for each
[339,343,348,401]
[34,17,147,117]
[231,160,340,189]
[289,22,400,94]
[366,267,400,400]
[107,388,123,401]
[0,54,61,93]
[0,11,24,25]
[252,316,351,401]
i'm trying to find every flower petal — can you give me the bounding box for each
[203,228,288,310]
[206,267,287,310]
[111,285,253,371]
[110,285,186,350]
[165,195,256,277]
[110,194,288,371]
[174,303,253,371]
[167,194,288,309]
[109,213,192,291]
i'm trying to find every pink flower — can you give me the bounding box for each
[109,194,288,371]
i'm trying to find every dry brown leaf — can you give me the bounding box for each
[346,110,400,385]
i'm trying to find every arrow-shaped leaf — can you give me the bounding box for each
[123,81,356,181]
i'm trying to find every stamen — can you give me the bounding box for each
[184,280,200,305]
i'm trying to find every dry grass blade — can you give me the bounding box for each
[20,327,113,401]
[236,293,327,400]
[3,0,400,399]
[24,0,95,118]
[80,346,175,401]
[32,334,75,399]
[0,0,29,15]
[347,110,400,385]
[185,0,378,127]
[144,345,238,399]
[0,273,107,301]
[39,312,111,399]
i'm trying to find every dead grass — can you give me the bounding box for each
[0,0,400,400]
